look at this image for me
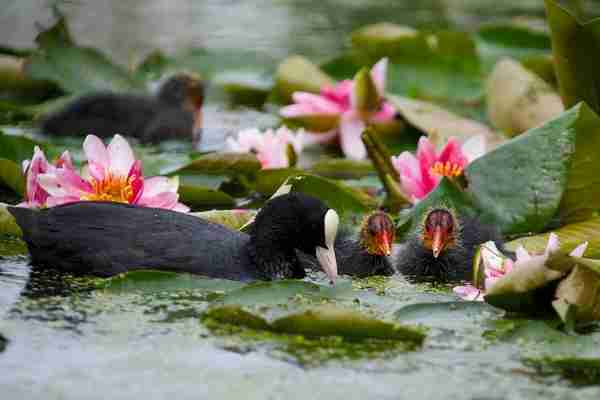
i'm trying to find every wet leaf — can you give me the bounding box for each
[254,168,302,196]
[394,301,502,330]
[167,152,261,177]
[274,55,335,102]
[202,305,271,331]
[0,203,22,236]
[25,42,140,95]
[178,184,236,210]
[98,270,244,293]
[0,132,54,164]
[271,306,426,344]
[0,158,24,196]
[507,217,600,259]
[287,174,376,222]
[308,158,374,180]
[545,0,600,114]
[476,20,552,72]
[352,24,482,104]
[352,68,379,112]
[388,95,500,149]
[486,58,564,137]
[222,280,322,306]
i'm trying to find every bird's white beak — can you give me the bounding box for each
[316,209,339,284]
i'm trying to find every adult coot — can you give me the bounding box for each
[9,193,339,282]
[395,207,504,282]
[40,73,204,145]
[299,211,395,278]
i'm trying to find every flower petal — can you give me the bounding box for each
[339,112,367,160]
[370,101,396,123]
[453,284,483,301]
[290,92,344,114]
[545,232,560,255]
[515,245,532,262]
[370,57,388,95]
[107,134,135,177]
[569,241,588,258]
[461,135,486,162]
[83,135,109,177]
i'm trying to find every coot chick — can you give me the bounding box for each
[299,211,396,278]
[9,193,338,282]
[40,73,204,145]
[395,207,504,282]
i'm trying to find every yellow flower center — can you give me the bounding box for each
[81,173,136,203]
[430,161,463,178]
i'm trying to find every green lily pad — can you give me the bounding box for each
[394,301,503,331]
[0,132,54,164]
[167,152,261,177]
[525,356,600,386]
[507,217,600,259]
[222,280,322,306]
[0,203,22,236]
[308,158,374,180]
[271,306,425,344]
[545,0,600,114]
[274,55,335,102]
[0,158,24,196]
[202,305,271,331]
[178,184,236,210]
[476,20,552,72]
[286,174,376,222]
[352,24,482,104]
[98,270,244,293]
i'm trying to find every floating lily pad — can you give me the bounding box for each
[0,203,22,236]
[167,152,261,177]
[394,301,503,331]
[222,280,322,306]
[274,55,335,103]
[476,20,552,72]
[178,184,236,210]
[271,306,426,344]
[0,159,24,196]
[98,270,244,293]
[286,174,376,222]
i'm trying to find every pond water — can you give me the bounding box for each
[2,1,600,399]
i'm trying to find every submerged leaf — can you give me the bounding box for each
[271,306,426,344]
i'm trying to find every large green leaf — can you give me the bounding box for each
[286,174,376,222]
[0,132,54,163]
[274,55,334,102]
[507,217,600,259]
[177,184,236,210]
[476,21,552,73]
[545,0,600,114]
[0,158,24,196]
[352,24,482,104]
[25,46,141,95]
[0,203,22,236]
[556,103,600,223]
[166,152,261,177]
[465,107,573,234]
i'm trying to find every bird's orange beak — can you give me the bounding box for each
[374,230,393,256]
[431,225,447,258]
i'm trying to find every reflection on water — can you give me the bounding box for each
[2,0,552,64]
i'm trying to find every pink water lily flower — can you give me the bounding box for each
[280,58,395,160]
[453,234,589,301]
[391,135,486,203]
[18,146,74,208]
[226,126,304,169]
[21,134,189,212]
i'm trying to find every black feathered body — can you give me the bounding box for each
[40,93,194,143]
[9,202,258,280]
[298,233,394,278]
[396,215,504,282]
